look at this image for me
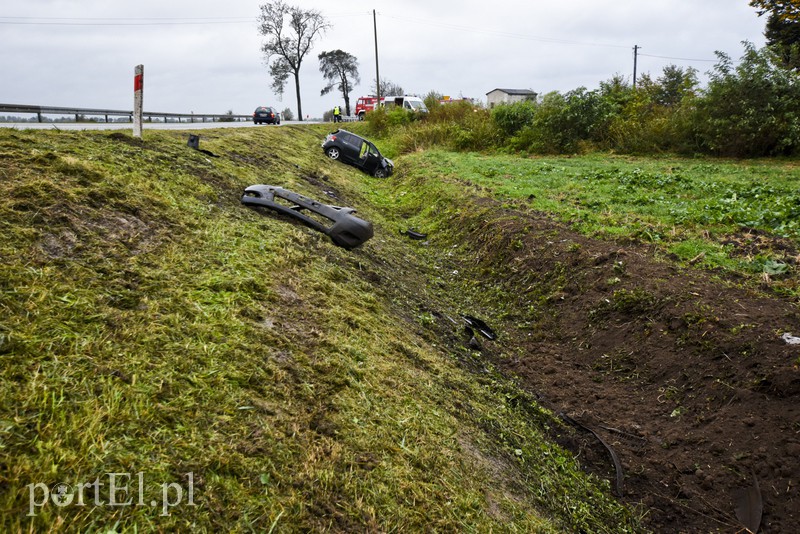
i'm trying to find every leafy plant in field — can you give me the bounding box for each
[674,181,800,236]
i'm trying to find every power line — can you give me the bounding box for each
[0,15,256,26]
[639,52,717,63]
[379,13,630,50]
[0,20,254,26]
[1,16,253,21]
[1,11,721,64]
[377,12,718,64]
[0,11,368,26]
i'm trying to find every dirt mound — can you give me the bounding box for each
[464,208,800,533]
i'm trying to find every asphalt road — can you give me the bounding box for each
[0,120,319,131]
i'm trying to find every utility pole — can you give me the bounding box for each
[633,45,639,88]
[373,9,381,103]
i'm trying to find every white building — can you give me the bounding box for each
[486,88,538,108]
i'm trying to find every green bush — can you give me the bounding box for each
[693,42,800,157]
[491,101,537,136]
[364,107,390,137]
[372,43,800,159]
[391,103,500,154]
[506,89,612,154]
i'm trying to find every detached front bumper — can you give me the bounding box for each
[241,185,374,249]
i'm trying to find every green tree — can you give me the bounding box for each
[655,65,699,107]
[282,107,294,121]
[765,12,800,70]
[599,74,635,113]
[258,1,329,121]
[751,0,800,70]
[750,0,800,22]
[318,50,360,116]
[694,42,800,156]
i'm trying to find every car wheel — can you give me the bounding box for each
[326,147,341,160]
[373,168,387,178]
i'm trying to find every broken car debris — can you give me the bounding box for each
[187,134,219,157]
[734,472,763,534]
[462,315,497,340]
[781,332,800,345]
[241,185,373,249]
[559,413,625,497]
[401,229,428,240]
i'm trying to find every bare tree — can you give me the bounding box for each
[319,50,360,116]
[258,1,329,121]
[371,78,404,97]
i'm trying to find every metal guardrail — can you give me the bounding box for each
[0,103,252,123]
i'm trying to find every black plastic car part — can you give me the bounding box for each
[462,315,497,340]
[400,229,427,240]
[241,185,373,249]
[187,134,218,157]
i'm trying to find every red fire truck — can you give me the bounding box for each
[354,95,381,120]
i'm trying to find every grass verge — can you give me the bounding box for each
[0,126,638,532]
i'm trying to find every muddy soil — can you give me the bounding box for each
[465,209,800,533]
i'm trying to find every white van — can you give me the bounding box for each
[380,95,428,113]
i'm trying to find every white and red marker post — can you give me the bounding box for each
[133,64,144,138]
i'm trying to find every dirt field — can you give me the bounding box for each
[461,207,800,532]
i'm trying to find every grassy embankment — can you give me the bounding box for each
[0,125,640,532]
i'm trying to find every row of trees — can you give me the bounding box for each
[258,1,364,120]
[257,1,415,120]
[258,0,800,153]
[494,42,800,157]
[366,42,800,158]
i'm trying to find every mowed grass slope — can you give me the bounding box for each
[0,127,636,532]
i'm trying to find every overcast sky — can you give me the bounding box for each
[2,0,767,119]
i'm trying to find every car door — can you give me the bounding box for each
[354,141,372,173]
[359,142,383,174]
[338,133,361,163]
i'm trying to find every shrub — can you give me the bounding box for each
[390,105,499,154]
[364,107,390,137]
[693,42,800,157]
[508,89,613,154]
[491,101,537,136]
[386,107,416,126]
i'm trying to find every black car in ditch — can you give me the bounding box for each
[321,130,394,178]
[253,106,280,125]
